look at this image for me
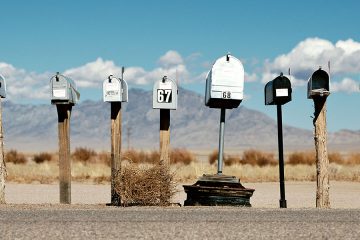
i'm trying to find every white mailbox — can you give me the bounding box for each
[152,76,178,110]
[50,72,80,105]
[307,67,330,99]
[205,54,244,109]
[0,75,6,98]
[103,75,128,102]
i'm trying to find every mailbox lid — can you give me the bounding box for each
[0,74,6,98]
[272,75,292,105]
[152,77,178,110]
[103,76,122,102]
[210,55,244,88]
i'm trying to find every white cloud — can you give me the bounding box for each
[158,50,184,67]
[0,62,51,100]
[331,78,359,93]
[262,37,360,93]
[0,50,194,101]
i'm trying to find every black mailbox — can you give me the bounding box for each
[265,73,292,105]
[307,68,330,99]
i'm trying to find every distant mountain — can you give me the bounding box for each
[2,88,359,152]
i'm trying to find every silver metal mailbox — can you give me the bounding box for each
[307,67,330,99]
[0,75,6,98]
[50,72,80,105]
[205,54,244,109]
[103,75,128,102]
[152,76,178,110]
[265,73,292,105]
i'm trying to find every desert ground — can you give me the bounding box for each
[1,181,360,239]
[4,181,360,208]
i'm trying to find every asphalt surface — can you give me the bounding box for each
[1,205,359,239]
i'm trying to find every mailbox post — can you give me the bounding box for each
[265,72,292,208]
[307,67,330,208]
[51,72,80,204]
[153,76,178,204]
[0,75,6,204]
[103,68,128,206]
[184,54,254,206]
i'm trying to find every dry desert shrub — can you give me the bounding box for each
[170,148,195,165]
[122,149,149,164]
[347,153,360,165]
[328,152,345,165]
[208,150,218,165]
[287,151,315,165]
[241,149,277,166]
[5,150,26,164]
[117,163,176,206]
[72,147,97,164]
[33,152,53,164]
[97,151,111,166]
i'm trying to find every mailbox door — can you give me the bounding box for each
[103,78,122,102]
[273,76,292,105]
[264,81,274,105]
[0,75,6,98]
[153,79,177,110]
[51,76,69,102]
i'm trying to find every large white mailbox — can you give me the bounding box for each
[205,54,244,109]
[307,67,330,99]
[50,72,80,105]
[152,76,178,110]
[103,75,128,102]
[0,75,6,98]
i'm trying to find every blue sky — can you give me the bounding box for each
[1,0,359,131]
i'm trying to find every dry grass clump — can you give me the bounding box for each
[171,148,195,165]
[287,151,315,165]
[117,163,176,206]
[97,151,111,166]
[72,147,97,164]
[33,152,53,164]
[328,152,345,165]
[241,149,276,166]
[5,150,27,164]
[347,153,360,165]
[122,149,194,165]
[208,149,276,166]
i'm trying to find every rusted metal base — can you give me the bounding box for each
[183,174,255,207]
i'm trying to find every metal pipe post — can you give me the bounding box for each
[217,108,226,175]
[277,104,287,208]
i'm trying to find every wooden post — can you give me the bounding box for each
[313,97,330,208]
[159,109,170,204]
[160,109,170,167]
[111,102,122,205]
[0,99,6,204]
[57,104,72,204]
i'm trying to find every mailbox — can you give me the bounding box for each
[103,75,128,102]
[205,54,244,109]
[307,67,330,99]
[0,75,6,98]
[50,72,80,105]
[265,73,292,105]
[152,76,178,110]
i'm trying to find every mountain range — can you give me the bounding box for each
[2,88,359,152]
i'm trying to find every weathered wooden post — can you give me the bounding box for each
[103,70,128,206]
[307,67,330,208]
[51,72,80,204]
[0,75,7,204]
[184,54,254,206]
[153,76,178,204]
[265,72,292,208]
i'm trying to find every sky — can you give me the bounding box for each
[0,0,360,132]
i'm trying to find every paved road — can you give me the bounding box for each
[1,205,359,239]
